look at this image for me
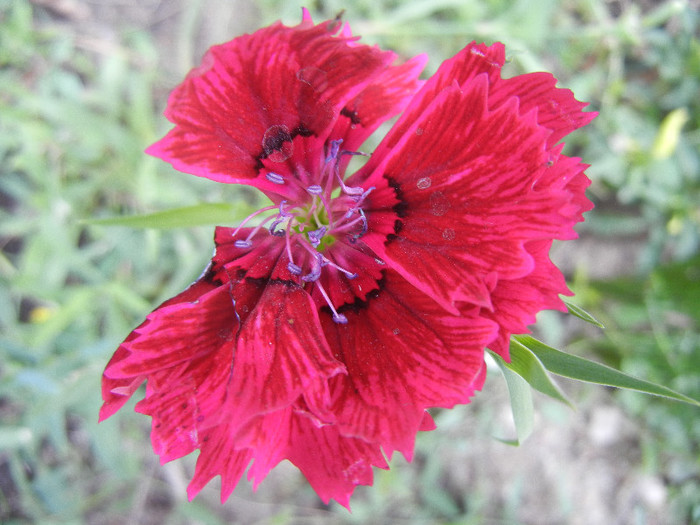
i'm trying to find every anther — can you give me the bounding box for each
[355,209,368,237]
[287,262,302,275]
[266,172,285,185]
[302,266,322,282]
[234,240,252,248]
[301,253,323,282]
[307,185,323,195]
[325,139,343,163]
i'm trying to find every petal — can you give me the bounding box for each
[481,239,570,359]
[490,72,597,147]
[99,276,220,421]
[319,269,497,457]
[98,342,144,421]
[224,268,346,425]
[331,53,427,153]
[353,41,594,184]
[362,74,568,311]
[187,421,254,503]
[105,284,236,379]
[283,409,387,508]
[212,227,348,424]
[146,14,400,200]
[234,407,388,508]
[134,334,235,463]
[352,42,506,182]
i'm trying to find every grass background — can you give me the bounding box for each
[1,0,699,523]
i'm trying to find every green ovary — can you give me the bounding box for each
[294,198,336,250]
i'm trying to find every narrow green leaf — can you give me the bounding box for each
[494,357,534,445]
[492,341,573,408]
[83,202,255,229]
[514,335,700,407]
[564,300,605,328]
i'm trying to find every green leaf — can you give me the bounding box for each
[564,300,605,328]
[492,341,573,408]
[494,358,534,445]
[514,335,700,407]
[83,202,256,229]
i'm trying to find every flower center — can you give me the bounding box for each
[232,139,373,324]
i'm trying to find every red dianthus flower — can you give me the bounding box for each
[100,9,596,507]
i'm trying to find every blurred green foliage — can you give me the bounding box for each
[1,0,698,523]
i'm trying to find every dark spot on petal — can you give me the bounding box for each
[293,123,314,138]
[331,276,386,318]
[393,219,403,234]
[196,415,205,423]
[181,402,188,409]
[245,276,269,289]
[262,124,293,162]
[386,176,402,197]
[386,176,408,217]
[341,106,361,125]
[269,278,299,288]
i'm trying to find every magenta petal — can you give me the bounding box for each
[187,422,253,503]
[362,74,557,310]
[354,42,506,179]
[320,270,497,458]
[482,240,570,359]
[284,410,388,508]
[147,14,401,199]
[491,72,597,146]
[99,343,144,422]
[99,277,220,421]
[134,333,235,463]
[226,278,346,424]
[106,285,236,379]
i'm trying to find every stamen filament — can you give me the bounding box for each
[230,204,278,238]
[315,280,348,324]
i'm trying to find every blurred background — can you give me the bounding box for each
[1,0,699,523]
